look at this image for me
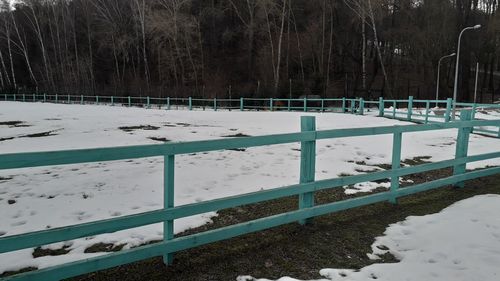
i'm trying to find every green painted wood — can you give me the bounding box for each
[214,98,217,111]
[240,97,244,111]
[407,96,413,121]
[44,93,46,102]
[128,96,131,107]
[146,96,150,108]
[342,97,346,112]
[453,110,472,188]
[188,97,192,110]
[67,94,70,103]
[270,98,273,111]
[1,119,499,171]
[392,100,396,118]
[445,98,452,122]
[303,97,307,112]
[5,149,500,254]
[425,101,430,124]
[299,116,316,225]
[55,94,58,103]
[397,166,500,197]
[167,97,170,109]
[22,94,25,102]
[378,97,384,117]
[163,155,175,264]
[358,98,364,115]
[390,131,402,204]
[287,99,291,111]
[321,99,324,112]
[32,93,35,102]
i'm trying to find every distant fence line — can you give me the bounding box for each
[3,93,500,138]
[0,110,499,280]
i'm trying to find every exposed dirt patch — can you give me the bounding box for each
[227,148,246,152]
[84,243,126,254]
[33,245,72,258]
[148,137,171,142]
[0,176,12,181]
[0,121,30,127]
[119,125,160,132]
[222,133,252,138]
[22,131,58,138]
[0,267,38,278]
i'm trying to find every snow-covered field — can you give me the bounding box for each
[0,102,499,274]
[239,194,500,281]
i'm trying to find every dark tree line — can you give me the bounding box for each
[0,0,500,102]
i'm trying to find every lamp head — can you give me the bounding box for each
[473,24,481,29]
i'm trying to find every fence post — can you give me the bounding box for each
[147,96,150,108]
[214,98,217,111]
[55,94,58,103]
[425,101,430,124]
[4,93,6,100]
[321,99,324,112]
[358,98,364,115]
[392,101,396,118]
[43,93,46,103]
[96,95,99,104]
[471,103,477,133]
[163,154,175,265]
[240,97,244,111]
[390,130,402,204]
[341,97,346,113]
[22,93,25,102]
[351,99,355,114]
[188,97,192,111]
[270,98,273,111]
[378,97,384,117]
[287,99,291,111]
[13,93,16,101]
[111,96,114,106]
[303,97,307,112]
[32,93,35,102]
[444,98,452,122]
[299,116,316,225]
[166,97,170,110]
[453,110,473,188]
[407,96,413,121]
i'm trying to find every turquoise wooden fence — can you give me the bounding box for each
[4,92,499,138]
[0,111,499,280]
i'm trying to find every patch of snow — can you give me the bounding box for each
[240,194,500,281]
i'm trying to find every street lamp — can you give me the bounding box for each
[435,52,456,107]
[452,24,481,120]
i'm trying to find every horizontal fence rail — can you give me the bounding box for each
[0,108,499,280]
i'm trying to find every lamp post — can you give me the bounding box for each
[452,24,481,120]
[435,52,456,107]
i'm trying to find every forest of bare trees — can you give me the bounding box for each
[0,0,499,102]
